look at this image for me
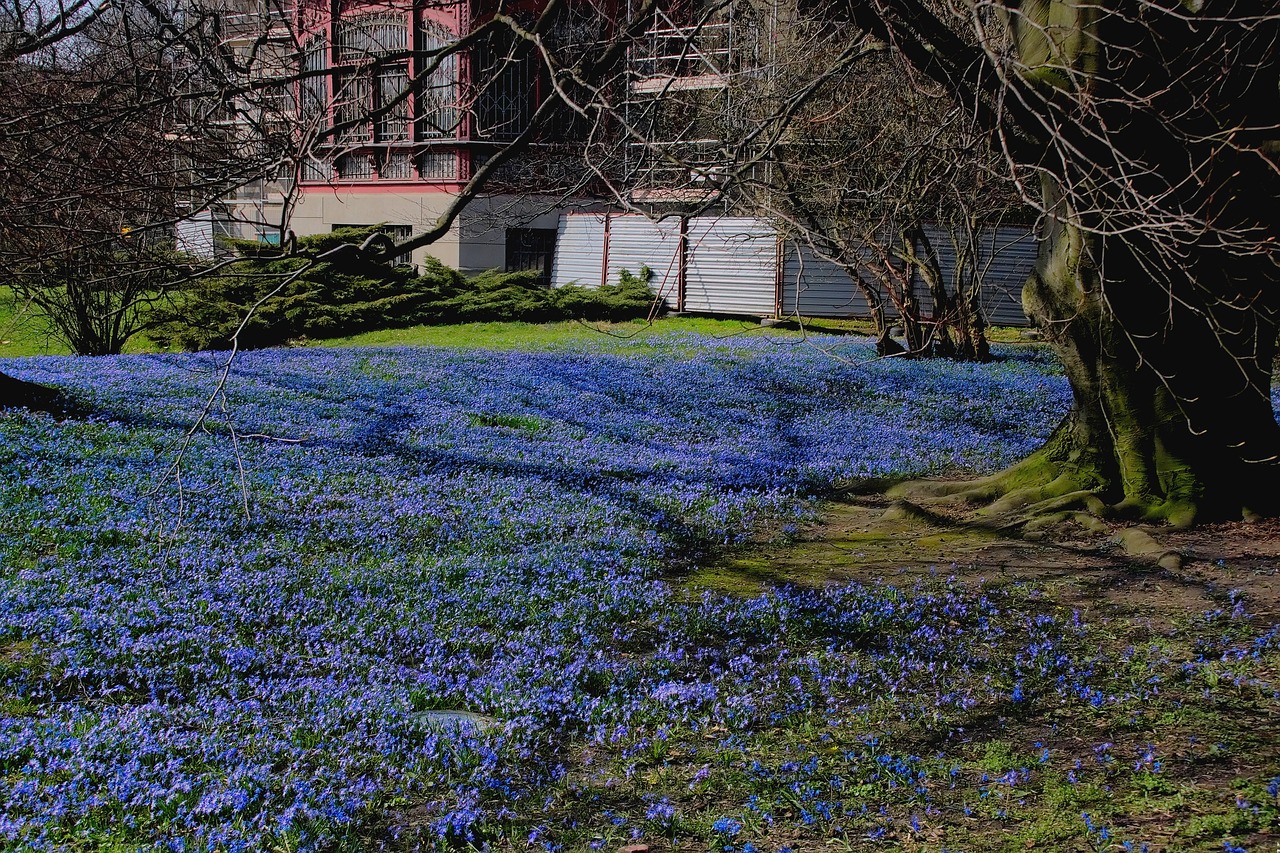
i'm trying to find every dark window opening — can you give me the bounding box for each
[474,30,533,141]
[505,228,557,286]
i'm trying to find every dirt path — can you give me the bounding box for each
[698,495,1280,625]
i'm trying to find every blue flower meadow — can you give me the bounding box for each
[0,336,1273,851]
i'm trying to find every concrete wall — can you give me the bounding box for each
[456,196,569,274]
[289,186,464,269]
[290,187,573,273]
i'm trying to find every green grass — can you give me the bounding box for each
[310,315,1037,351]
[305,316,858,351]
[0,305,877,359]
[0,288,70,357]
[0,287,157,357]
[2,285,1040,358]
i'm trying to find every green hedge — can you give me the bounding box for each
[153,229,661,351]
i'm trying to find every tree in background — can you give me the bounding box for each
[746,32,1019,359]
[567,0,1022,359]
[0,0,282,364]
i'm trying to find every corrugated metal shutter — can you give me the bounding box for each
[605,215,682,310]
[978,226,1035,327]
[176,212,215,258]
[779,244,878,318]
[910,225,1034,327]
[684,217,777,315]
[548,214,1035,325]
[551,213,607,288]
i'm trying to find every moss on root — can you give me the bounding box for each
[889,435,1240,534]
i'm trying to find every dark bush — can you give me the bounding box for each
[550,267,658,322]
[154,231,663,351]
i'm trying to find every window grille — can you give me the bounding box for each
[380,150,414,179]
[474,33,531,141]
[333,223,413,264]
[505,228,558,286]
[375,63,411,141]
[334,71,372,142]
[262,83,294,137]
[417,150,457,179]
[383,224,413,265]
[335,152,374,179]
[337,14,408,62]
[300,36,327,129]
[416,19,458,138]
[302,156,330,182]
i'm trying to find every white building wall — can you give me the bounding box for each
[290,187,580,273]
[289,187,464,269]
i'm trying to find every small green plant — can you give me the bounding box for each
[466,412,548,433]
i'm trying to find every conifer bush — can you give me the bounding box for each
[154,231,661,350]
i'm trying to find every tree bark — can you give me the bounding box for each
[890,0,1280,525]
[1005,178,1280,525]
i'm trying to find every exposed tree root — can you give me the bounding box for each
[1114,527,1183,571]
[887,421,1264,540]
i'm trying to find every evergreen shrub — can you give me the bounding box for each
[154,230,661,351]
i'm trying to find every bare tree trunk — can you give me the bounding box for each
[1012,179,1280,524]
[914,177,1280,526]
[904,226,955,358]
[873,0,1280,524]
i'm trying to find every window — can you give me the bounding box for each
[302,155,330,182]
[474,31,532,141]
[300,36,327,130]
[379,150,414,179]
[418,150,458,180]
[417,19,458,138]
[335,152,374,179]
[331,13,409,146]
[337,14,408,62]
[505,228,557,286]
[375,64,411,141]
[333,70,373,143]
[300,11,467,183]
[333,224,413,265]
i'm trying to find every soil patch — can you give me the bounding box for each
[696,494,1280,626]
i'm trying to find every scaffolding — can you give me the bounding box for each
[622,0,778,206]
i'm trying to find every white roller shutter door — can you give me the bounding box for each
[605,215,682,310]
[551,213,607,288]
[684,217,777,315]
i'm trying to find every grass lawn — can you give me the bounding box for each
[1,285,1033,359]
[0,289,69,357]
[1,330,1277,852]
[308,316,1033,351]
